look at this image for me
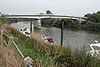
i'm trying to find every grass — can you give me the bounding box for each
[0,36,25,67]
[2,24,100,67]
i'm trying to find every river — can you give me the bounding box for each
[11,22,100,49]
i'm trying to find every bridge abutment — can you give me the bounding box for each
[29,19,41,33]
[34,19,41,29]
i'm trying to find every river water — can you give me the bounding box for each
[11,22,100,49]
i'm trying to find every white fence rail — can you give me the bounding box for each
[0,30,33,67]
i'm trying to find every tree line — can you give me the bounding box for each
[42,11,100,32]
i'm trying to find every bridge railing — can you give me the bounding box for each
[0,30,33,67]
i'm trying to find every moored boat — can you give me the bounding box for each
[42,35,55,45]
[87,40,100,59]
[20,26,31,36]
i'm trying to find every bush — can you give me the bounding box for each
[83,21,100,32]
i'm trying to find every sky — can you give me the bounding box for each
[0,0,100,17]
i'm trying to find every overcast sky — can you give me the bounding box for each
[0,0,99,17]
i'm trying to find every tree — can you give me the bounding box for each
[85,12,100,23]
[46,10,53,14]
[97,11,100,14]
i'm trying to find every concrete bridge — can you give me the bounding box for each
[6,14,86,19]
[6,14,86,32]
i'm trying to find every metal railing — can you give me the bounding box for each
[0,30,33,67]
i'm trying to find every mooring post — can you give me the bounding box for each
[30,21,32,33]
[61,20,64,46]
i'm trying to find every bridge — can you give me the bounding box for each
[6,14,87,32]
[6,14,86,19]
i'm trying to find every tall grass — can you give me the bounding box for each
[4,25,100,67]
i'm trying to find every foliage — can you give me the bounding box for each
[42,18,81,29]
[46,10,53,14]
[42,11,100,32]
[4,25,100,67]
[85,11,100,23]
[63,19,81,29]
[0,14,8,23]
[0,14,17,24]
[82,11,100,32]
[82,21,100,32]
[0,13,31,23]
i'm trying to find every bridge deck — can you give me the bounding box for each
[6,14,87,20]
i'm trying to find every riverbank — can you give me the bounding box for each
[1,24,100,67]
[0,42,25,67]
[0,24,25,67]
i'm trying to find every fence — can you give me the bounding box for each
[0,30,33,67]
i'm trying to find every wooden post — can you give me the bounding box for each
[30,21,32,33]
[61,21,64,46]
[8,36,13,46]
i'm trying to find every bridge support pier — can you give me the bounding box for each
[30,19,41,33]
[30,21,34,33]
[34,19,41,29]
[30,21,32,33]
[79,18,82,23]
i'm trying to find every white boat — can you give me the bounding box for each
[87,40,100,59]
[20,26,31,36]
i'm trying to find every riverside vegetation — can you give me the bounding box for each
[0,11,100,67]
[41,11,100,32]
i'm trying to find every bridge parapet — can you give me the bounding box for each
[6,14,87,20]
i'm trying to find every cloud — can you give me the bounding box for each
[0,0,100,16]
